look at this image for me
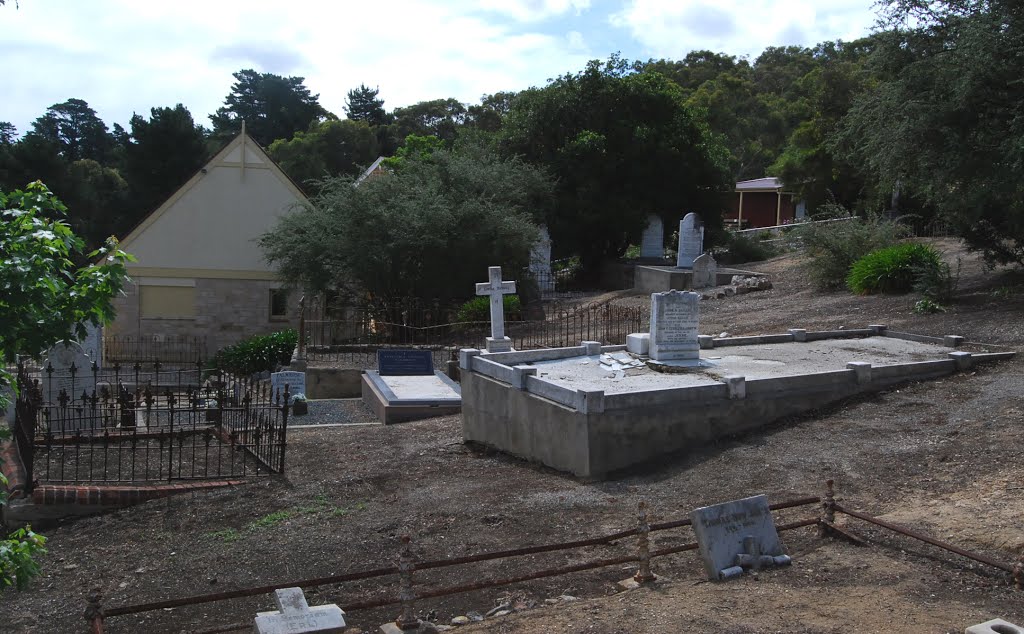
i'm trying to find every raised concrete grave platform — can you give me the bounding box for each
[459,327,1014,478]
[362,371,462,424]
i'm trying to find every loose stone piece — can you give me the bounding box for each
[964,618,1024,634]
[253,587,346,633]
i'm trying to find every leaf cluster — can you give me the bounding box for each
[792,210,910,290]
[210,329,298,377]
[846,242,941,294]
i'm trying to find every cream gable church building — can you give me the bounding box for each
[108,130,307,356]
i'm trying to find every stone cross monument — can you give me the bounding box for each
[475,266,516,353]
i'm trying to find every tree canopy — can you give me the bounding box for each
[209,69,331,147]
[344,84,388,127]
[267,119,380,193]
[260,142,550,302]
[500,57,731,271]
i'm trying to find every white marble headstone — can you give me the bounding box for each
[690,494,785,581]
[692,252,718,288]
[639,214,664,259]
[253,587,346,634]
[43,341,92,404]
[649,290,700,361]
[529,225,554,292]
[80,322,103,369]
[676,212,704,269]
[270,371,306,404]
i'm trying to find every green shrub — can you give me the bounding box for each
[847,243,941,295]
[913,299,946,314]
[456,295,521,323]
[717,233,778,265]
[914,256,960,303]
[211,329,298,376]
[794,209,910,290]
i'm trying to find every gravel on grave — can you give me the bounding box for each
[292,398,380,426]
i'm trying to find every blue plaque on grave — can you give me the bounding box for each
[377,349,435,376]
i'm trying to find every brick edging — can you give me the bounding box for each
[31,480,246,507]
[0,438,28,500]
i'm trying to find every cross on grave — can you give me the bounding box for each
[253,587,346,633]
[475,266,516,353]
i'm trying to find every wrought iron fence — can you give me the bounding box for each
[13,362,289,491]
[303,302,646,365]
[103,335,206,366]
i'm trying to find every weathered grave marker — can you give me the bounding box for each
[639,214,664,259]
[648,290,700,361]
[692,252,718,289]
[690,494,788,581]
[253,587,346,633]
[271,371,306,404]
[475,266,516,353]
[676,212,704,268]
[43,341,92,404]
[377,350,434,376]
[530,225,554,292]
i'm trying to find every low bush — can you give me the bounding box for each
[456,295,522,323]
[846,243,941,295]
[717,233,778,265]
[211,329,298,376]
[794,207,910,290]
[914,256,960,303]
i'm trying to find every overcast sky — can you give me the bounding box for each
[2,0,880,137]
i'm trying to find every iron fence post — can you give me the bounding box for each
[84,587,104,633]
[395,535,420,630]
[633,501,656,584]
[279,384,289,473]
[819,479,836,537]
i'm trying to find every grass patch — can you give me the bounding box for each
[248,510,295,529]
[207,528,241,543]
[208,499,368,543]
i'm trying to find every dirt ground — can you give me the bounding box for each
[4,238,1024,634]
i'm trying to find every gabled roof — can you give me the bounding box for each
[735,177,791,193]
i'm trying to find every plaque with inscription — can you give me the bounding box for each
[690,494,784,580]
[270,371,306,404]
[648,290,700,361]
[377,349,434,376]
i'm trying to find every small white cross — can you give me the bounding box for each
[475,266,516,352]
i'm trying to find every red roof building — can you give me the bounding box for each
[725,177,803,229]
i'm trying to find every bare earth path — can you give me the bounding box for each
[4,239,1023,633]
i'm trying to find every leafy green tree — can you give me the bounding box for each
[27,99,114,163]
[210,69,332,146]
[268,119,379,192]
[62,159,130,251]
[641,51,749,97]
[380,134,444,170]
[500,57,731,273]
[123,104,209,216]
[260,142,550,302]
[344,84,388,127]
[835,0,1024,265]
[1,181,133,591]
[465,91,518,133]
[390,98,467,145]
[0,123,16,145]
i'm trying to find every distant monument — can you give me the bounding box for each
[676,212,704,269]
[639,215,664,260]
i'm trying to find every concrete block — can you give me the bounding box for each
[698,335,714,349]
[459,348,481,369]
[944,334,966,348]
[626,333,650,355]
[574,389,605,414]
[965,618,1024,634]
[512,365,537,390]
[846,361,872,384]
[789,328,808,342]
[949,351,973,371]
[723,375,745,399]
[869,324,888,334]
[582,340,603,355]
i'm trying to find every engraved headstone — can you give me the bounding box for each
[648,290,700,361]
[639,214,664,259]
[270,371,306,404]
[377,350,434,376]
[529,225,554,292]
[253,587,346,634]
[690,494,786,581]
[676,212,704,269]
[692,252,718,289]
[43,341,92,404]
[80,322,103,368]
[475,266,516,353]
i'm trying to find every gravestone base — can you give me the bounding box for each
[646,358,715,373]
[616,573,670,591]
[485,336,513,353]
[362,371,462,424]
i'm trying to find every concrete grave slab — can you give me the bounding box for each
[690,494,786,581]
[253,587,346,633]
[362,370,462,424]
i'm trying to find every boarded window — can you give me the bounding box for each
[269,288,289,320]
[140,286,196,319]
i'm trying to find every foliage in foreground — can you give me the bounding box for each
[211,330,298,377]
[456,295,522,323]
[1,181,131,591]
[846,243,941,295]
[793,208,910,290]
[261,142,549,303]
[716,232,779,265]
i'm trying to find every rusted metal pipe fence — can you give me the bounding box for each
[86,496,820,632]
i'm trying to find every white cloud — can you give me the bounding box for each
[610,0,877,59]
[479,0,593,22]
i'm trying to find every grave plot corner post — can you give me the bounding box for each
[818,479,836,538]
[394,534,421,631]
[84,587,105,633]
[633,501,657,584]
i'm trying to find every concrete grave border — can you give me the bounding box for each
[362,370,462,425]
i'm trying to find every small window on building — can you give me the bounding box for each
[270,288,289,320]
[140,286,196,320]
